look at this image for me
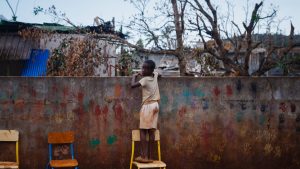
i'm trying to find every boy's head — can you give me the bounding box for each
[142,60,156,76]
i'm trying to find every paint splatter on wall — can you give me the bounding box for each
[236,79,243,92]
[290,103,296,113]
[213,87,221,97]
[236,112,245,122]
[114,84,122,97]
[279,102,287,113]
[178,106,187,117]
[195,88,205,98]
[89,138,100,149]
[226,85,233,97]
[202,100,209,110]
[107,135,117,145]
[250,82,257,96]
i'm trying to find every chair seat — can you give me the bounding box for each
[50,159,78,168]
[0,161,18,169]
[133,160,166,168]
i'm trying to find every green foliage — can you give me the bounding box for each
[47,39,70,73]
[118,50,137,76]
[33,5,70,25]
[33,6,43,15]
[253,14,260,23]
[276,54,300,75]
[136,39,144,48]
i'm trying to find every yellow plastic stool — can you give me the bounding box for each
[130,130,166,169]
[0,130,19,169]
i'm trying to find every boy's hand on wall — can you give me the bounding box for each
[133,72,141,77]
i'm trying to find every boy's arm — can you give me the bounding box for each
[158,73,162,79]
[131,73,142,88]
[156,71,162,80]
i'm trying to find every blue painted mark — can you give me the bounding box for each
[10,93,18,101]
[183,88,191,98]
[172,99,179,112]
[89,138,101,148]
[191,98,198,108]
[161,94,168,106]
[83,99,90,112]
[194,88,205,98]
[202,100,209,110]
[107,135,117,145]
[259,114,266,126]
[182,88,192,104]
[0,92,6,100]
[9,85,19,100]
[236,112,244,122]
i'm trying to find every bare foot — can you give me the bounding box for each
[135,156,153,163]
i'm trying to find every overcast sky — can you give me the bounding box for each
[1,0,300,35]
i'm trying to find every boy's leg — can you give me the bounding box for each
[148,129,156,160]
[140,129,148,159]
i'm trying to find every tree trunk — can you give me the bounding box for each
[178,53,187,76]
[171,0,186,75]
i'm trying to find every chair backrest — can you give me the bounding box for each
[132,130,160,141]
[0,130,19,164]
[0,130,19,142]
[48,131,74,144]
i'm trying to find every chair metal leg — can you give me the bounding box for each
[16,141,19,164]
[130,141,135,169]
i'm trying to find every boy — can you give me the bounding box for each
[131,60,160,163]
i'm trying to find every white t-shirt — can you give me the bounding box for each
[139,72,160,104]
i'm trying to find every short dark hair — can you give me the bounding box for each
[144,60,156,70]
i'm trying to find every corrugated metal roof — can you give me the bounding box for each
[0,20,126,36]
[0,33,37,60]
[0,20,73,33]
[21,49,49,76]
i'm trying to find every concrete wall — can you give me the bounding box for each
[0,77,299,169]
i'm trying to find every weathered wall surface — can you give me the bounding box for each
[0,77,299,169]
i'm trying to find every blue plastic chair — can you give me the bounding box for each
[47,131,78,169]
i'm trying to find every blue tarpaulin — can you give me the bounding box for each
[21,49,50,76]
